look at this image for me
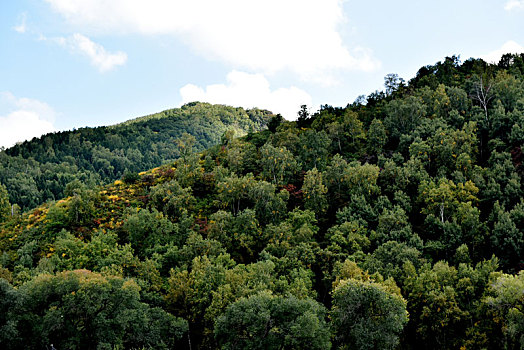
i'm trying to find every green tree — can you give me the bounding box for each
[0,278,18,348]
[327,121,345,154]
[363,241,423,287]
[325,221,370,258]
[166,254,235,344]
[50,230,137,273]
[215,292,331,350]
[302,168,328,217]
[298,130,331,171]
[384,73,404,96]
[331,277,408,350]
[385,95,427,139]
[372,205,421,248]
[208,209,261,262]
[259,143,298,186]
[404,261,469,349]
[367,118,387,155]
[337,110,366,157]
[267,114,283,133]
[226,139,258,175]
[416,84,451,119]
[490,202,523,270]
[494,70,524,112]
[150,179,195,221]
[122,208,180,257]
[419,178,479,224]
[66,187,99,228]
[7,270,187,350]
[216,173,255,215]
[324,154,351,205]
[247,181,289,225]
[483,151,522,210]
[345,162,381,199]
[470,74,495,126]
[262,209,320,271]
[0,183,10,222]
[485,271,524,349]
[296,104,310,128]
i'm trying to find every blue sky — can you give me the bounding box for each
[1,0,524,148]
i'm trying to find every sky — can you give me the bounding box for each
[1,0,524,148]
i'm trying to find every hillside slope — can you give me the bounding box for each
[1,54,524,349]
[0,102,273,210]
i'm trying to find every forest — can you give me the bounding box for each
[0,54,523,349]
[0,102,273,210]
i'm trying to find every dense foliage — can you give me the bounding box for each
[1,54,524,349]
[0,102,273,210]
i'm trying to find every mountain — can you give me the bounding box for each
[0,102,274,210]
[1,54,524,349]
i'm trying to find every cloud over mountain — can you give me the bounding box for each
[45,0,380,82]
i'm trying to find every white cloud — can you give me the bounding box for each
[13,13,27,33]
[505,0,524,10]
[180,71,312,120]
[39,33,127,72]
[44,0,380,83]
[0,92,56,149]
[66,33,127,72]
[480,40,524,64]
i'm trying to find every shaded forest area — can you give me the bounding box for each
[1,54,524,349]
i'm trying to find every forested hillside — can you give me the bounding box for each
[1,54,524,349]
[0,102,273,210]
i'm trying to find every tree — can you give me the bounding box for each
[7,270,187,350]
[176,132,196,160]
[327,121,345,154]
[363,241,423,287]
[494,70,523,112]
[416,84,451,119]
[0,278,18,349]
[215,292,331,350]
[302,168,328,217]
[297,105,310,128]
[49,229,137,273]
[262,209,320,271]
[367,119,387,155]
[298,130,331,171]
[485,271,524,349]
[373,206,421,248]
[385,96,427,139]
[267,114,284,133]
[404,261,469,349]
[149,179,195,221]
[419,179,479,224]
[470,75,495,125]
[216,174,255,215]
[259,143,298,186]
[331,277,408,350]
[66,187,99,228]
[248,181,289,225]
[324,154,350,205]
[345,162,381,199]
[0,183,10,222]
[226,139,258,175]
[325,221,370,257]
[208,209,261,262]
[490,202,523,270]
[483,151,522,210]
[122,208,180,257]
[384,73,405,96]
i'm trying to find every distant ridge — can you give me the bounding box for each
[0,102,274,209]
